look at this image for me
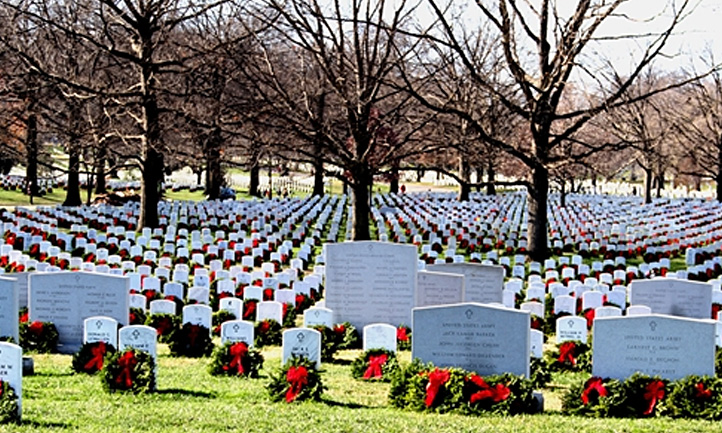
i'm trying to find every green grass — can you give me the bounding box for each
[4,347,720,433]
[0,189,87,207]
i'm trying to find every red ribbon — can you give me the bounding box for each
[115,351,137,389]
[225,342,248,375]
[362,354,388,379]
[397,327,409,342]
[424,368,450,407]
[695,383,712,399]
[581,377,608,405]
[84,341,106,372]
[29,321,44,335]
[0,379,4,398]
[558,341,577,365]
[187,325,201,347]
[285,366,309,402]
[583,309,595,329]
[643,380,665,415]
[243,302,257,320]
[155,317,172,336]
[468,374,510,404]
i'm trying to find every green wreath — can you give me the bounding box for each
[350,349,400,381]
[544,341,592,372]
[208,341,264,378]
[335,322,360,350]
[0,380,19,424]
[396,325,411,351]
[282,303,297,328]
[72,341,116,374]
[168,323,214,358]
[664,375,722,420]
[254,320,282,347]
[529,357,551,389]
[267,356,324,403]
[129,308,147,325]
[101,348,156,393]
[19,321,58,353]
[145,313,180,343]
[212,310,237,336]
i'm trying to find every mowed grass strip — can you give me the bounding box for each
[4,347,720,433]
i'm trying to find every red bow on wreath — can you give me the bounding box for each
[187,325,201,347]
[643,380,665,415]
[84,341,107,372]
[225,342,249,375]
[29,321,44,336]
[695,382,712,399]
[0,379,4,398]
[558,341,577,365]
[468,374,510,404]
[285,366,309,403]
[363,354,388,379]
[581,377,607,405]
[115,351,138,389]
[424,368,450,407]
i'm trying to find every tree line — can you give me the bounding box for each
[0,0,720,260]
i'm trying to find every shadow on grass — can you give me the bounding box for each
[154,388,216,398]
[22,420,70,428]
[329,359,352,366]
[322,399,367,409]
[30,371,75,378]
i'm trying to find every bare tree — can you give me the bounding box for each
[251,0,438,240]
[403,0,703,260]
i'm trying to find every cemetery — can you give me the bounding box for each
[2,0,722,431]
[0,189,720,432]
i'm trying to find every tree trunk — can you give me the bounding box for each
[350,171,371,240]
[140,149,163,228]
[416,168,423,183]
[25,113,38,203]
[457,154,470,201]
[559,178,567,208]
[94,145,106,194]
[249,149,260,197]
[312,152,324,196]
[528,164,549,261]
[86,171,93,205]
[63,142,82,206]
[644,166,653,204]
[389,161,399,194]
[486,162,496,195]
[475,166,483,192]
[205,126,223,200]
[656,171,664,199]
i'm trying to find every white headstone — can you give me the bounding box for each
[257,301,283,323]
[303,307,334,328]
[530,329,544,358]
[363,323,397,352]
[220,320,254,346]
[426,263,504,304]
[556,316,588,344]
[118,325,157,360]
[219,297,243,319]
[282,328,322,369]
[630,279,712,319]
[412,303,530,377]
[182,304,212,330]
[325,242,417,332]
[29,272,129,353]
[592,315,716,380]
[415,270,464,307]
[149,300,176,315]
[0,342,22,416]
[0,277,19,342]
[83,316,118,348]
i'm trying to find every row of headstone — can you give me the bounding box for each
[410,301,718,381]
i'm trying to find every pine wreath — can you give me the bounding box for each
[334,322,360,350]
[212,310,237,336]
[0,380,19,424]
[663,375,722,420]
[544,341,592,372]
[102,348,156,393]
[19,320,58,353]
[129,308,147,325]
[282,303,297,328]
[267,356,324,403]
[208,341,264,378]
[145,313,180,343]
[168,323,214,357]
[350,349,400,381]
[396,325,411,351]
[529,357,551,389]
[254,320,282,347]
[72,341,116,374]
[310,325,341,362]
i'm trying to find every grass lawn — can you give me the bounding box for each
[4,346,719,433]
